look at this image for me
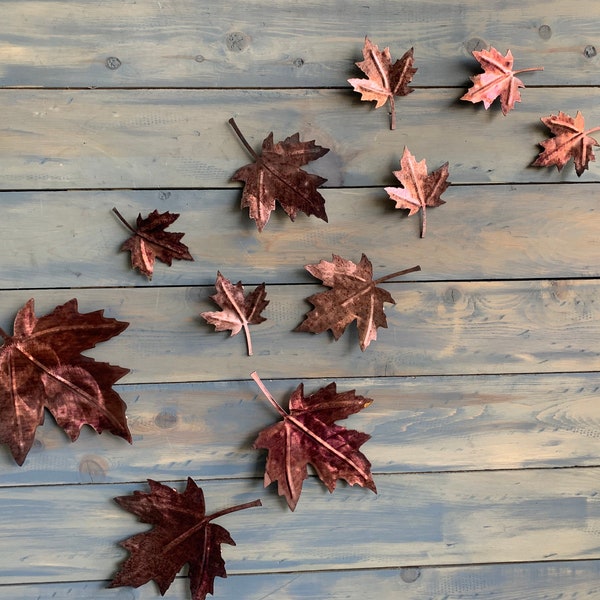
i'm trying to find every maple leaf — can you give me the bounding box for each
[110,478,261,600]
[461,46,543,115]
[295,254,421,351]
[251,372,375,511]
[229,118,330,232]
[0,298,130,465]
[384,147,450,238]
[532,111,600,176]
[200,272,269,356]
[348,37,416,130]
[113,207,193,279]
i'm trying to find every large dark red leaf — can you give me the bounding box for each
[0,298,130,465]
[252,372,376,511]
[110,478,261,600]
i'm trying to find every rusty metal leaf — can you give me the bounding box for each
[532,111,600,176]
[113,207,193,280]
[385,147,450,238]
[348,36,417,130]
[0,298,130,465]
[295,253,420,351]
[200,272,269,356]
[229,118,329,232]
[110,478,261,600]
[251,372,376,511]
[461,46,543,115]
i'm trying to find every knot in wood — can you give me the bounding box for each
[105,56,122,70]
[584,45,597,58]
[226,32,251,52]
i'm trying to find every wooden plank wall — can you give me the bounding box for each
[1,1,600,598]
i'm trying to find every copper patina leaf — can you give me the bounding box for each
[200,272,269,356]
[461,46,543,115]
[0,298,130,465]
[110,478,261,600]
[532,110,600,176]
[385,147,450,238]
[296,253,421,351]
[348,36,417,130]
[251,372,376,511]
[229,118,329,232]
[113,207,193,279]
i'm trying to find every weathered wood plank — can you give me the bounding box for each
[3,372,600,485]
[0,0,597,88]
[2,88,600,190]
[1,469,600,582]
[0,280,597,384]
[2,560,599,599]
[2,184,600,289]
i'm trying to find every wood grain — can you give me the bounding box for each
[2,372,600,486]
[1,184,599,289]
[0,280,597,384]
[2,88,600,190]
[1,469,599,583]
[2,560,599,599]
[0,0,596,88]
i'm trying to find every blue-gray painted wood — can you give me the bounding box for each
[1,372,600,486]
[0,469,599,583]
[0,0,596,88]
[1,560,599,599]
[1,184,599,289]
[1,88,600,190]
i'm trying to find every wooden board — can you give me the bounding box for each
[2,372,600,486]
[2,88,600,190]
[1,184,600,289]
[1,468,600,583]
[0,0,597,88]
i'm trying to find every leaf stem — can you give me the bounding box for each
[251,371,288,418]
[208,498,263,522]
[161,497,261,555]
[389,95,396,130]
[513,66,544,75]
[229,118,259,160]
[111,207,136,234]
[586,126,600,136]
[374,264,421,284]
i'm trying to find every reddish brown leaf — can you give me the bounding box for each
[200,272,269,356]
[385,147,450,238]
[251,372,375,511]
[295,254,421,351]
[0,298,130,465]
[348,36,417,130]
[229,118,329,232]
[110,478,261,600]
[532,111,600,176]
[461,46,543,115]
[113,207,193,279]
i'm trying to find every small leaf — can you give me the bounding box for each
[348,36,417,130]
[461,46,543,115]
[251,372,376,511]
[385,147,450,238]
[113,207,193,279]
[201,272,269,356]
[296,253,421,351]
[110,478,261,600]
[0,298,130,465]
[229,118,329,232]
[532,110,600,176]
